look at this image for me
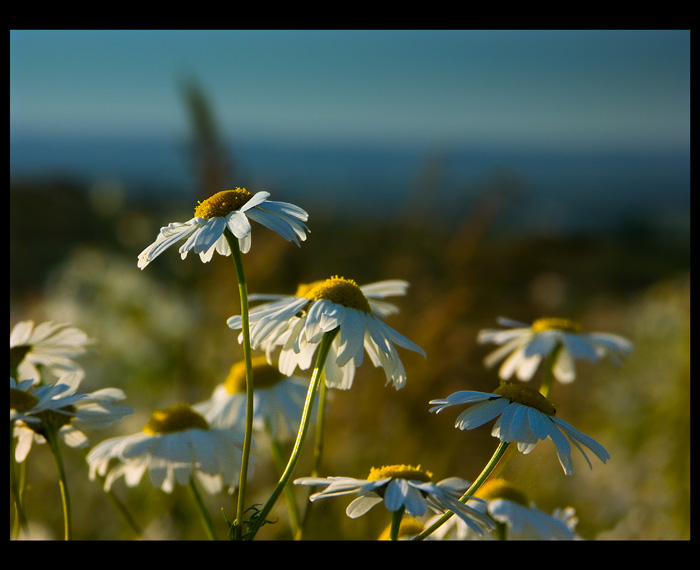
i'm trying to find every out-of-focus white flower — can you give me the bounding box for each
[478,316,633,383]
[10,320,92,383]
[10,376,132,462]
[428,478,580,540]
[193,355,313,443]
[87,402,246,495]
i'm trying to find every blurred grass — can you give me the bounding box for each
[9,84,690,541]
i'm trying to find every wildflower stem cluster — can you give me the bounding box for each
[11,185,633,541]
[245,330,337,540]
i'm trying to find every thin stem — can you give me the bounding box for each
[225,231,255,540]
[245,330,337,540]
[312,370,329,478]
[266,420,300,538]
[102,487,143,537]
[9,423,29,539]
[189,477,218,540]
[295,369,328,540]
[540,345,561,399]
[44,427,72,540]
[413,441,510,541]
[390,507,405,541]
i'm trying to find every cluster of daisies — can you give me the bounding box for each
[11,188,633,540]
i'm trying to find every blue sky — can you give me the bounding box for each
[10,29,690,151]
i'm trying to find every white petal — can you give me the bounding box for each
[226,211,252,239]
[384,478,408,512]
[346,494,383,518]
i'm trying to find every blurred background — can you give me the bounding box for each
[10,30,689,540]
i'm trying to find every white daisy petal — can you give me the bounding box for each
[455,398,509,431]
[346,494,384,518]
[226,210,252,239]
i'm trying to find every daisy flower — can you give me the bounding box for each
[193,355,314,443]
[429,382,610,476]
[478,316,633,383]
[137,187,309,268]
[10,376,132,462]
[10,320,92,383]
[295,464,494,534]
[428,478,579,540]
[227,276,425,390]
[87,402,246,495]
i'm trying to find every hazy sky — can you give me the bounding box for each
[10,29,690,150]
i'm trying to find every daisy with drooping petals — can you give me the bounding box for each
[295,464,494,536]
[428,478,579,540]
[193,355,314,443]
[429,382,610,476]
[86,402,246,495]
[245,279,411,319]
[10,320,92,383]
[10,376,132,462]
[227,276,425,390]
[137,187,309,268]
[478,316,633,384]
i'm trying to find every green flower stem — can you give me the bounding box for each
[44,426,72,540]
[390,507,405,541]
[10,423,29,539]
[312,370,329,478]
[189,477,218,540]
[246,330,337,540]
[102,485,143,537]
[413,441,511,541]
[266,420,301,538]
[295,369,329,540]
[540,345,561,399]
[225,232,255,541]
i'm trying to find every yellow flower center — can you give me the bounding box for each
[368,464,433,482]
[475,478,529,506]
[193,188,254,219]
[224,355,286,394]
[301,276,371,313]
[143,403,209,435]
[10,387,39,413]
[531,317,582,334]
[493,381,556,416]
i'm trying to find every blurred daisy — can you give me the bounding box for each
[10,320,92,383]
[193,355,313,443]
[227,276,425,390]
[429,382,610,476]
[87,402,246,495]
[138,187,309,268]
[478,317,633,383]
[10,376,132,462]
[428,478,579,540]
[295,464,494,534]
